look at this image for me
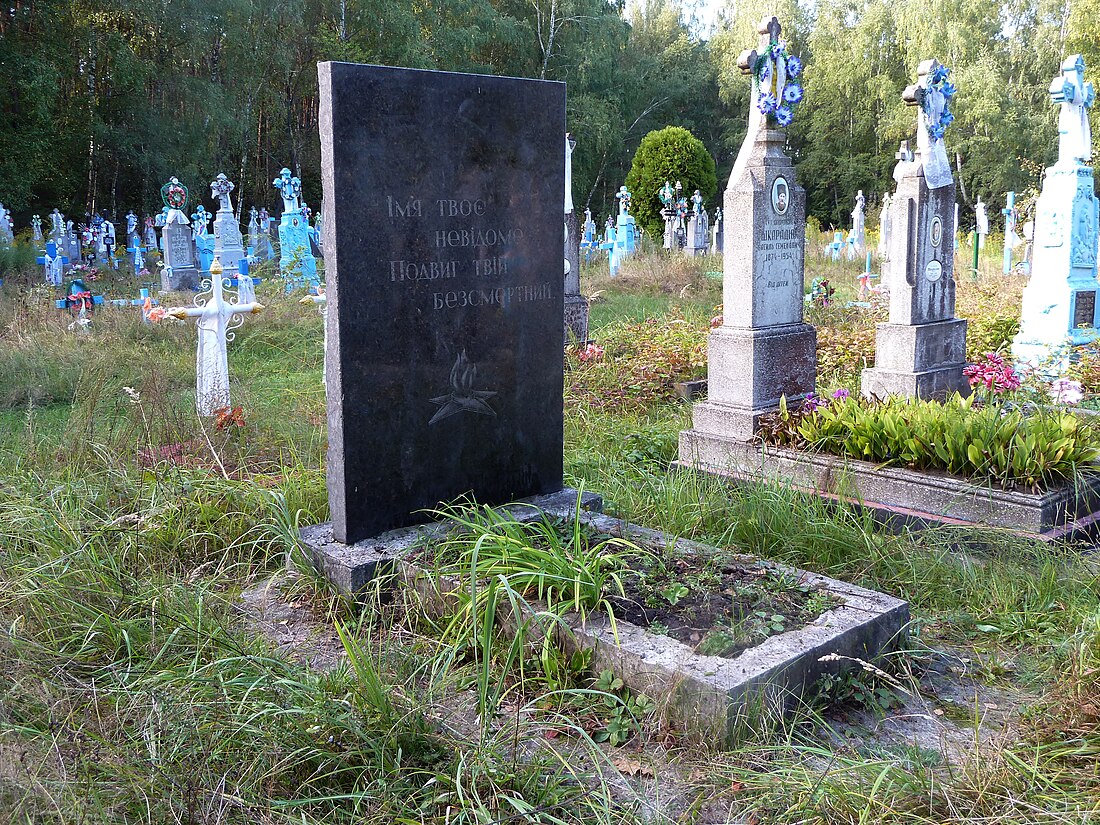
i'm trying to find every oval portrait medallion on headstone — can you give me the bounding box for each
[925,260,943,282]
[771,176,790,216]
[930,216,943,248]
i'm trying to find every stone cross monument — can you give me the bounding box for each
[680,15,815,459]
[975,198,989,248]
[273,167,318,290]
[851,190,866,253]
[878,192,893,260]
[210,173,247,272]
[1013,55,1099,373]
[861,59,969,400]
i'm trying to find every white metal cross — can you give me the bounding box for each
[166,257,265,415]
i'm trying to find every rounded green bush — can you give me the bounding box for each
[624,127,717,237]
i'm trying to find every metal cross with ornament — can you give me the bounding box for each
[738,17,786,124]
[165,257,265,416]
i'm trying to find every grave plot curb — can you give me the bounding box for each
[677,429,1100,542]
[300,498,909,745]
[299,488,604,595]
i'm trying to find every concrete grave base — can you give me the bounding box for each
[300,490,909,744]
[676,432,1100,541]
[300,488,604,595]
[861,318,970,400]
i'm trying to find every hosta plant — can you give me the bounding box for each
[759,393,1100,492]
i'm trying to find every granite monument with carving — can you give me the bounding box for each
[680,16,816,454]
[861,59,969,400]
[317,62,565,544]
[159,177,201,292]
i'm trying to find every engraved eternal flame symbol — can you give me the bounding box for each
[429,350,497,425]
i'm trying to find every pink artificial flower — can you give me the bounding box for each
[578,343,604,363]
[963,353,1021,394]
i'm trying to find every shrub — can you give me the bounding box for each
[623,127,717,237]
[567,311,708,411]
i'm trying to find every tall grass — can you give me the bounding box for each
[0,262,1098,823]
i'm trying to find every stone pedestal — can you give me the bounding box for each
[692,323,816,440]
[1012,162,1099,372]
[161,216,200,291]
[278,211,318,289]
[679,122,816,462]
[861,318,969,400]
[213,210,246,272]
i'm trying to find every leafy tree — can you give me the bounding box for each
[623,125,716,235]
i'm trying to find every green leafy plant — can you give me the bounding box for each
[760,392,1100,491]
[660,582,690,605]
[592,669,656,746]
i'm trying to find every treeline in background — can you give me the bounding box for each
[0,0,1093,231]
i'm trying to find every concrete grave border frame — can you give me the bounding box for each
[675,433,1100,542]
[300,489,909,744]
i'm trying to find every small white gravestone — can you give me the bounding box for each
[861,59,969,400]
[1012,55,1099,374]
[975,198,989,248]
[850,190,866,256]
[878,192,893,260]
[165,257,265,415]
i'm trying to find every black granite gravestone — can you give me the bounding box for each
[318,62,566,544]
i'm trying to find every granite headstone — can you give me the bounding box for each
[679,16,816,449]
[861,59,969,400]
[318,62,566,544]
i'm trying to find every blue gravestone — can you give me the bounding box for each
[1013,55,1099,374]
[273,168,318,291]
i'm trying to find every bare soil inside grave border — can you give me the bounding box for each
[411,518,836,661]
[608,554,835,659]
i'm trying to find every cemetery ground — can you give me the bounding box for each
[0,244,1099,823]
